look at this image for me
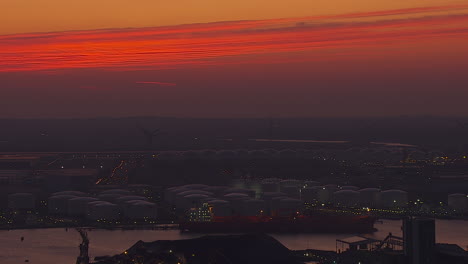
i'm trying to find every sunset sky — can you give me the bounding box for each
[1,0,468,118]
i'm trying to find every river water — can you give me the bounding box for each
[1,219,466,264]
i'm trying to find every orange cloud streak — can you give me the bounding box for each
[1,5,467,72]
[136,81,177,86]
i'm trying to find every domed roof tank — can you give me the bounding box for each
[333,190,360,207]
[68,197,99,216]
[380,190,408,208]
[123,201,157,220]
[48,195,78,215]
[359,188,381,207]
[87,202,119,221]
[8,193,35,210]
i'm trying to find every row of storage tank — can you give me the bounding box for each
[165,184,303,217]
[7,189,157,221]
[164,180,468,215]
[154,148,406,161]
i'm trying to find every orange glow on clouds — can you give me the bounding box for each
[1,5,467,73]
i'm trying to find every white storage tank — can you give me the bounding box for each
[87,200,108,213]
[240,199,266,216]
[280,186,300,198]
[115,196,148,205]
[100,189,131,196]
[333,190,360,207]
[8,193,35,210]
[68,197,99,216]
[261,192,287,214]
[175,190,213,209]
[223,193,250,214]
[52,191,87,197]
[97,193,122,203]
[261,182,279,193]
[279,179,302,188]
[278,198,303,216]
[176,190,213,197]
[87,202,119,221]
[261,192,287,199]
[164,187,190,204]
[223,193,250,201]
[181,194,209,209]
[340,186,359,191]
[48,195,78,214]
[304,181,320,187]
[359,188,381,207]
[123,201,157,220]
[180,184,209,190]
[380,190,408,208]
[317,185,337,203]
[301,186,320,203]
[224,188,255,197]
[448,193,467,212]
[202,186,227,197]
[128,184,152,196]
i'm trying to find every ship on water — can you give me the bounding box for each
[180,209,377,233]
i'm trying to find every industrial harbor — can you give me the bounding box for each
[0,118,467,263]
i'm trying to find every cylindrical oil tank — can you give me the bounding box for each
[448,193,467,212]
[359,188,381,207]
[175,190,213,209]
[48,195,78,214]
[123,201,157,220]
[340,186,360,191]
[279,179,303,188]
[202,186,228,197]
[180,184,209,190]
[261,192,287,214]
[87,202,119,221]
[97,193,122,203]
[115,196,148,205]
[380,190,408,208]
[280,186,300,198]
[128,184,152,196]
[304,181,320,187]
[301,186,320,203]
[223,193,250,201]
[181,194,209,209]
[261,182,279,193]
[223,193,250,214]
[177,190,213,197]
[317,185,337,203]
[52,191,87,197]
[164,187,191,204]
[240,199,266,216]
[68,197,99,216]
[208,200,232,217]
[223,188,256,198]
[278,198,303,216]
[87,200,108,213]
[100,189,131,196]
[8,193,35,210]
[333,190,360,207]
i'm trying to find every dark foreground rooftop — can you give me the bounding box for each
[93,233,302,264]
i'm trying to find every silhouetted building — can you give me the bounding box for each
[404,217,436,264]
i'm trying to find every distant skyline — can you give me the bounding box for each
[1,1,468,118]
